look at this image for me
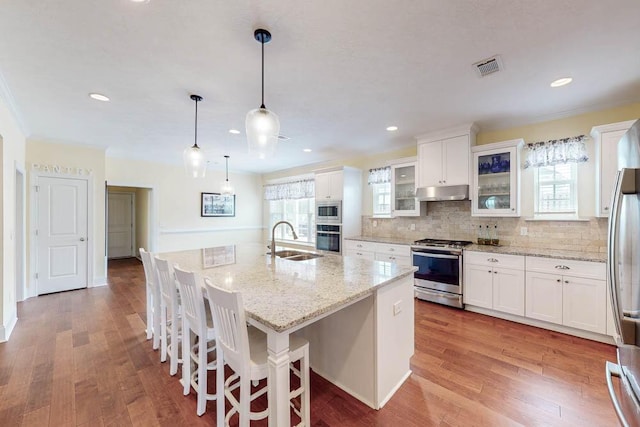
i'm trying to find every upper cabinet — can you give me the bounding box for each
[471,139,523,217]
[315,170,344,200]
[591,120,636,217]
[416,123,478,188]
[391,161,422,216]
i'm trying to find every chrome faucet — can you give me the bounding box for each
[271,221,298,258]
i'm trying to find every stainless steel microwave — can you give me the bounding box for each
[316,200,341,224]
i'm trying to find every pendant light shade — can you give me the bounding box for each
[221,155,234,195]
[246,29,280,159]
[184,94,206,178]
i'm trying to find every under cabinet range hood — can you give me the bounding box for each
[416,185,469,201]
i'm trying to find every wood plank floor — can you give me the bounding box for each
[0,258,620,426]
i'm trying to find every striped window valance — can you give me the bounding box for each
[368,166,391,185]
[524,135,589,168]
[264,179,315,201]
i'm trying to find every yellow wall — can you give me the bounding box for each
[106,157,264,251]
[0,97,26,340]
[26,139,107,287]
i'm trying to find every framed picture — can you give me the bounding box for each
[201,193,235,217]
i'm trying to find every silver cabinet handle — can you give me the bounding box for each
[494,271,498,274]
[488,270,492,273]
[389,248,395,252]
[487,258,498,263]
[556,279,561,283]
[605,361,630,427]
[80,237,86,241]
[564,280,569,284]
[356,244,362,248]
[389,256,396,260]
[356,252,362,256]
[554,265,570,270]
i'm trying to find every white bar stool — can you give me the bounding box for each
[174,266,218,416]
[140,248,161,350]
[205,278,310,427]
[154,256,183,376]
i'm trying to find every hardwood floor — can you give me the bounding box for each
[0,258,620,426]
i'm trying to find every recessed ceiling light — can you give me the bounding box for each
[386,126,398,131]
[130,0,150,3]
[550,77,573,88]
[89,93,110,102]
[229,129,241,134]
[303,148,312,153]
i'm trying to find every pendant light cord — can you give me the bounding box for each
[260,39,265,109]
[224,155,230,181]
[193,97,199,149]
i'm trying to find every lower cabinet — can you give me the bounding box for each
[464,252,525,316]
[525,257,607,335]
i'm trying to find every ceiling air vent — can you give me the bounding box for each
[473,55,503,77]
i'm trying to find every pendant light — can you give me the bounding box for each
[245,28,280,159]
[220,155,234,195]
[183,94,206,178]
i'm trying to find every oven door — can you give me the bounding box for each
[412,249,462,294]
[316,225,341,253]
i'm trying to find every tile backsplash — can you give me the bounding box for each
[361,201,608,253]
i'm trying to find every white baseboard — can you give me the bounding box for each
[0,312,18,342]
[90,276,107,288]
[378,369,412,409]
[464,305,616,345]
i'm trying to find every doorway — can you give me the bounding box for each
[106,185,152,261]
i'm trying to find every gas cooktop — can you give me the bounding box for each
[412,238,473,249]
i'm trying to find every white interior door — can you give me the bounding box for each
[37,176,88,295]
[108,192,134,258]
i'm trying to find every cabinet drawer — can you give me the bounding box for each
[464,251,524,270]
[345,249,375,261]
[374,253,411,266]
[375,243,411,257]
[344,239,377,252]
[525,256,605,279]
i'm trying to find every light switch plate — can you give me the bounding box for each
[393,301,402,315]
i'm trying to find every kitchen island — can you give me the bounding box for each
[159,243,417,427]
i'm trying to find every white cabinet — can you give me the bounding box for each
[525,257,606,334]
[391,161,422,217]
[471,139,523,217]
[463,251,525,315]
[591,120,635,217]
[344,240,411,266]
[315,170,343,200]
[415,124,478,188]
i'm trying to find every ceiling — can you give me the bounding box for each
[1,1,639,174]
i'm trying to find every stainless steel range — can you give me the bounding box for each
[411,238,473,308]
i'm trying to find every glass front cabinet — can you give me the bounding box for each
[391,161,422,216]
[471,139,523,217]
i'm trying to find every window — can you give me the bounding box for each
[369,166,391,217]
[372,183,391,216]
[534,162,577,217]
[269,198,315,243]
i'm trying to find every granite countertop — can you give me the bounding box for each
[464,244,606,263]
[159,243,416,332]
[344,235,414,246]
[345,235,606,263]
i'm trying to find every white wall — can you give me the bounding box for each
[0,96,26,341]
[106,157,264,251]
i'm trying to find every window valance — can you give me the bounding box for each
[368,166,391,185]
[524,135,589,168]
[264,179,315,201]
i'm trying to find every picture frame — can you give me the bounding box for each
[201,192,235,217]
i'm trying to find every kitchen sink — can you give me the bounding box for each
[267,250,324,261]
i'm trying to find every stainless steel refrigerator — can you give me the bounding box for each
[607,118,640,426]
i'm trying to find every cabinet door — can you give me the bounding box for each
[492,267,525,316]
[472,145,518,217]
[525,271,563,325]
[463,263,493,309]
[391,162,419,216]
[443,135,470,186]
[345,249,375,261]
[417,142,443,187]
[374,253,411,266]
[563,276,606,334]
[598,129,627,217]
[315,171,343,200]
